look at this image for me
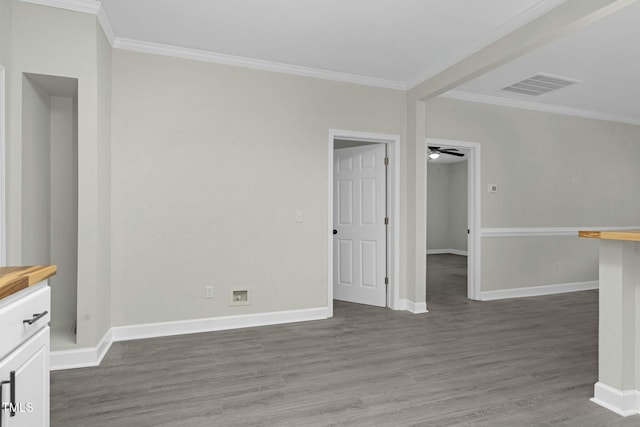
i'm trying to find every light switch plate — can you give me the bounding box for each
[296,210,304,223]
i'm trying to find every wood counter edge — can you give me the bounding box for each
[579,229,640,242]
[0,265,57,300]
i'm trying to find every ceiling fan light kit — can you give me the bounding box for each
[428,146,465,160]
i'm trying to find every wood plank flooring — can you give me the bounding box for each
[51,255,639,426]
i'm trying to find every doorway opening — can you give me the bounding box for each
[328,130,400,317]
[426,138,481,301]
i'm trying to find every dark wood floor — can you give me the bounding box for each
[51,255,639,426]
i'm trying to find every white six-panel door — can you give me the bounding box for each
[333,144,386,307]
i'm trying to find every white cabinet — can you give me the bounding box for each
[0,283,50,427]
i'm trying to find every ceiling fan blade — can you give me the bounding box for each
[427,146,440,150]
[440,150,465,157]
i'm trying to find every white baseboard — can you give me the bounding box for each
[112,307,328,341]
[50,307,328,370]
[51,328,113,371]
[396,299,428,314]
[479,281,598,301]
[591,382,640,417]
[426,249,468,256]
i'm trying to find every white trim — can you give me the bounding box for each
[328,130,402,312]
[20,0,100,14]
[426,138,481,301]
[479,281,598,301]
[441,90,640,127]
[396,299,429,314]
[112,307,328,342]
[50,328,113,370]
[591,382,640,417]
[0,66,5,266]
[96,5,115,46]
[481,226,640,238]
[327,137,334,318]
[426,249,468,256]
[114,38,406,91]
[20,0,406,90]
[51,307,328,370]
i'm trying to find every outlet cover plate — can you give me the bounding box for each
[230,289,250,306]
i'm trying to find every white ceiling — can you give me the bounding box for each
[100,0,565,85]
[449,0,640,123]
[94,0,640,123]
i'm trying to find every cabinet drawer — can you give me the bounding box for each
[0,284,50,361]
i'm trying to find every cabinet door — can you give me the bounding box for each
[0,328,49,427]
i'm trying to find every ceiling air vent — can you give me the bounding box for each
[500,73,580,96]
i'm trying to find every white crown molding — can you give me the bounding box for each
[481,226,640,238]
[479,281,598,301]
[21,0,115,45]
[96,6,115,46]
[441,90,640,126]
[112,38,406,91]
[21,0,100,14]
[21,0,406,90]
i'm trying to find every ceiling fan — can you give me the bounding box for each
[428,146,464,159]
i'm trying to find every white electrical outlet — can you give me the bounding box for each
[205,286,214,299]
[296,210,304,223]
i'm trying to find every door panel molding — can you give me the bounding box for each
[328,129,401,316]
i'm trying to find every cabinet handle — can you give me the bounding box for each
[0,371,16,424]
[10,371,15,417]
[23,310,48,325]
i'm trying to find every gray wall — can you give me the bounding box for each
[426,160,467,253]
[50,95,78,335]
[21,75,51,265]
[20,76,79,338]
[425,97,640,291]
[10,1,111,347]
[450,161,468,252]
[109,49,406,326]
[426,163,450,250]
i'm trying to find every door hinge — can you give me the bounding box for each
[385,277,389,285]
[384,217,389,225]
[384,157,389,166]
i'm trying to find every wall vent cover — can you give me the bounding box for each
[500,73,580,96]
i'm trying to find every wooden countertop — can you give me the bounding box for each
[0,265,56,299]
[579,229,640,242]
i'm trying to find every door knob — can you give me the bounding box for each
[333,230,337,235]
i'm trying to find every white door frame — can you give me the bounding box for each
[426,138,481,300]
[328,129,401,317]
[0,65,6,266]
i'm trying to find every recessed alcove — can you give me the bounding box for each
[22,73,78,350]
